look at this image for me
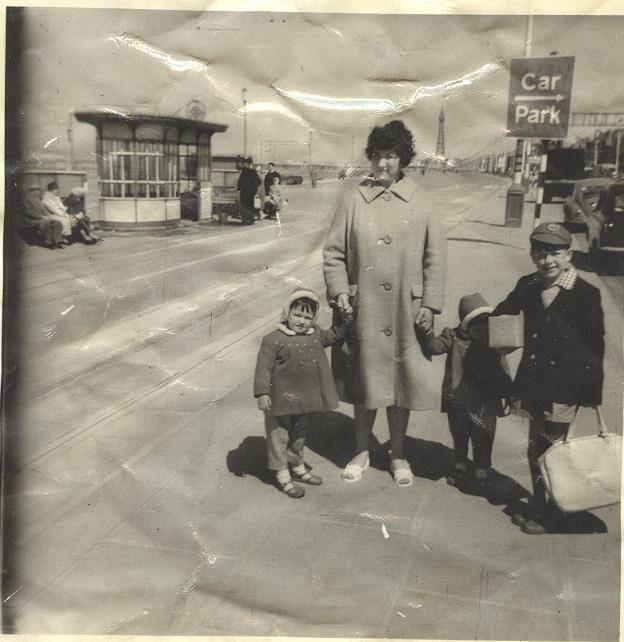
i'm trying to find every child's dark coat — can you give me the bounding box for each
[422,327,512,417]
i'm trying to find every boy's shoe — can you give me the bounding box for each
[512,506,547,534]
[277,479,305,499]
[521,518,546,535]
[446,466,467,487]
[476,475,506,503]
[291,469,323,485]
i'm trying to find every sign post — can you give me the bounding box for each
[505,56,575,227]
[507,56,575,139]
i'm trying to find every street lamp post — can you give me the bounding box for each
[242,88,248,158]
[67,109,75,171]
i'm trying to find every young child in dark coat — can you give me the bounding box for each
[492,222,605,534]
[417,293,512,495]
[254,288,348,498]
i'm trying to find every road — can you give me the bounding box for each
[2,172,621,639]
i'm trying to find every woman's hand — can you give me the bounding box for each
[257,395,272,413]
[335,292,354,320]
[414,306,433,333]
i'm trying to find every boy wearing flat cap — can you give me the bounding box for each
[493,222,605,534]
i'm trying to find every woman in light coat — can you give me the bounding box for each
[323,120,447,486]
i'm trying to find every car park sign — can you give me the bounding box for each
[507,56,575,138]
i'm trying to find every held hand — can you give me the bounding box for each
[415,307,434,333]
[257,395,272,413]
[335,292,353,319]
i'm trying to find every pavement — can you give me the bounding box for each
[2,172,621,639]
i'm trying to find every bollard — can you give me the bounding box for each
[505,185,525,228]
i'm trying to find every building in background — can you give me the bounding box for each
[74,111,227,230]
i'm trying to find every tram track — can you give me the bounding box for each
[14,176,511,471]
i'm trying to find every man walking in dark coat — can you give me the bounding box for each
[493,222,605,534]
[237,157,261,225]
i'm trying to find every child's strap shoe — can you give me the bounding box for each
[277,479,305,498]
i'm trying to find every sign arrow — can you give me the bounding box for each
[514,94,566,103]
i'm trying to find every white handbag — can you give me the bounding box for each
[538,407,622,513]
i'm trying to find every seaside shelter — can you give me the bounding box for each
[74,111,228,229]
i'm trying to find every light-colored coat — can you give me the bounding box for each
[323,175,447,409]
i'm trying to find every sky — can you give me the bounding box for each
[14,9,624,167]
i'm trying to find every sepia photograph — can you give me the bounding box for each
[2,3,622,639]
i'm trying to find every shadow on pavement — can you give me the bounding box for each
[226,436,274,486]
[502,501,609,535]
[305,411,384,471]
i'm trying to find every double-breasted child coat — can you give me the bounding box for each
[493,273,605,413]
[323,175,447,410]
[254,323,346,417]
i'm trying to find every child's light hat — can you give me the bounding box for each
[282,288,320,320]
[459,293,493,332]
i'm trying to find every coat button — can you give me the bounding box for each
[532,333,538,338]
[383,282,392,290]
[384,235,392,244]
[549,360,556,366]
[384,327,393,336]
[383,193,392,201]
[529,354,536,360]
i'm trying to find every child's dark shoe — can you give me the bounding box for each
[446,466,467,487]
[292,470,323,485]
[521,517,546,535]
[277,479,305,498]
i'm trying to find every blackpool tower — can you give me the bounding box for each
[436,107,445,157]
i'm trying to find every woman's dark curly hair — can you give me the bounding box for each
[365,120,415,168]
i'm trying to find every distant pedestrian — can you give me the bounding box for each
[264,162,281,195]
[237,157,261,225]
[43,181,99,244]
[417,293,512,497]
[42,181,73,241]
[65,186,101,244]
[493,222,605,534]
[254,288,349,498]
[263,175,283,219]
[21,185,64,249]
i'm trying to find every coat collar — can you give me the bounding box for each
[277,322,315,336]
[356,174,418,204]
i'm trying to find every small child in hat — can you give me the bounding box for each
[254,288,349,498]
[492,222,605,534]
[417,293,513,495]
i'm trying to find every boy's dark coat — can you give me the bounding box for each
[493,273,605,412]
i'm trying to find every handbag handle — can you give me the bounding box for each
[565,406,608,441]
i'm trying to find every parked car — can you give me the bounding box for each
[562,178,611,230]
[282,175,303,185]
[585,180,624,263]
